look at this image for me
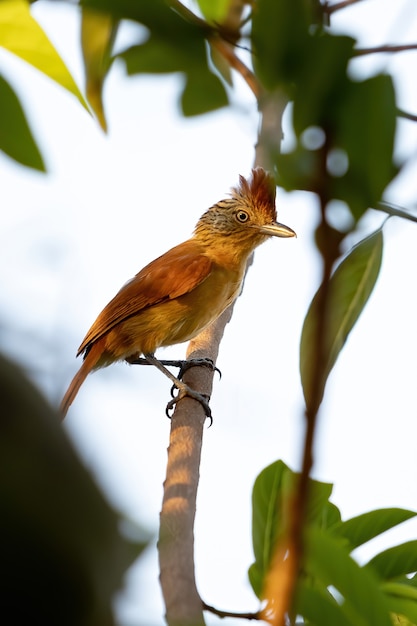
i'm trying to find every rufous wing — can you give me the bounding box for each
[78,240,213,355]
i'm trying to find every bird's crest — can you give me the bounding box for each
[231,168,277,217]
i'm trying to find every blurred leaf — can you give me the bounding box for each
[249,460,336,598]
[209,41,233,86]
[300,229,383,412]
[181,69,228,116]
[332,75,398,219]
[292,33,355,134]
[81,8,118,131]
[0,353,148,624]
[331,509,417,550]
[366,542,417,580]
[0,0,88,110]
[295,581,353,626]
[121,36,203,74]
[252,0,312,89]
[0,73,45,170]
[305,527,392,626]
[196,0,232,23]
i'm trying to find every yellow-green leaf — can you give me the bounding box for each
[300,229,383,412]
[81,7,118,131]
[0,0,88,110]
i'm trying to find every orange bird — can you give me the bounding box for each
[60,168,296,418]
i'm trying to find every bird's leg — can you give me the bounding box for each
[127,355,221,379]
[139,353,212,423]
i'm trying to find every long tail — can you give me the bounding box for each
[60,344,103,419]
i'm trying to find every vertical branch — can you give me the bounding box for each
[261,138,340,626]
[157,4,248,625]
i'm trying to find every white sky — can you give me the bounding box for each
[1,1,417,624]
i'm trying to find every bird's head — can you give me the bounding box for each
[194,168,296,254]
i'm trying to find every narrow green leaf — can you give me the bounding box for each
[196,0,232,23]
[0,0,88,110]
[300,229,383,411]
[0,73,45,171]
[81,7,118,131]
[383,582,417,602]
[366,541,417,580]
[305,527,392,626]
[331,509,417,550]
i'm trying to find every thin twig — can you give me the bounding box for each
[397,109,417,122]
[323,0,365,15]
[202,601,260,620]
[354,43,417,56]
[375,201,417,223]
[210,36,262,99]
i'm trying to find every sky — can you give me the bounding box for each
[1,1,417,624]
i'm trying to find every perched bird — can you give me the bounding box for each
[60,168,296,418]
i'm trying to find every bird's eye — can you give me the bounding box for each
[235,210,249,223]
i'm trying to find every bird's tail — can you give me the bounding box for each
[60,344,102,419]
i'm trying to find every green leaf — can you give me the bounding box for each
[195,0,232,23]
[366,541,417,580]
[296,581,353,626]
[81,7,118,131]
[181,69,228,116]
[292,33,356,134]
[0,73,45,170]
[0,0,88,110]
[331,509,417,550]
[252,0,312,89]
[249,460,335,598]
[383,594,417,625]
[333,75,398,219]
[305,527,392,626]
[300,229,383,412]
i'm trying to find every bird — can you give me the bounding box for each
[60,168,296,418]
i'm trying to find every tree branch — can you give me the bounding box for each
[323,0,366,16]
[202,601,260,620]
[354,43,417,56]
[157,6,254,625]
[397,108,417,122]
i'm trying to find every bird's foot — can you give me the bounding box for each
[176,357,222,381]
[127,355,221,380]
[165,383,212,426]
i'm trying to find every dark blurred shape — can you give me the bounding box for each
[0,353,145,625]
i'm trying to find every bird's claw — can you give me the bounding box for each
[177,357,222,380]
[165,387,212,426]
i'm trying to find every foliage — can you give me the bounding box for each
[250,460,417,625]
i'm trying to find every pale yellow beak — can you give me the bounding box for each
[255,222,297,238]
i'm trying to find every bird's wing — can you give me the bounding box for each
[78,241,213,354]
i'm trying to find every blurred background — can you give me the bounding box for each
[1,1,417,623]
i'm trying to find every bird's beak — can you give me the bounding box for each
[255,222,297,238]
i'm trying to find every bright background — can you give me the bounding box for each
[1,1,417,624]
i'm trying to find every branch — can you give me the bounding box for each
[323,0,366,15]
[260,137,340,626]
[375,201,417,223]
[202,601,260,620]
[157,6,253,624]
[354,43,417,56]
[397,108,417,122]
